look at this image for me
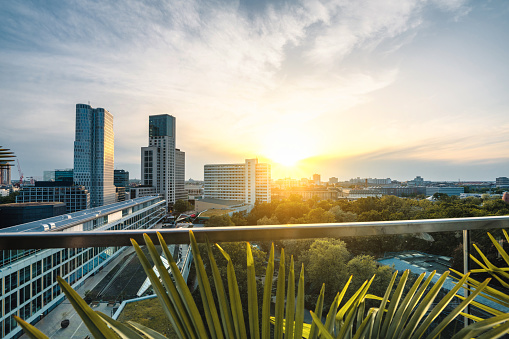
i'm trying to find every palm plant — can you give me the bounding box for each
[15,230,509,338]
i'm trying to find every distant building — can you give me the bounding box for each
[0,202,67,229]
[0,147,15,185]
[204,159,271,204]
[55,169,73,183]
[185,184,204,200]
[426,187,464,196]
[313,174,321,185]
[114,169,129,187]
[329,177,339,184]
[496,177,509,187]
[272,188,338,201]
[73,104,116,207]
[345,189,382,199]
[16,181,90,213]
[175,149,186,201]
[141,114,185,209]
[43,170,55,181]
[407,176,425,186]
[130,185,158,199]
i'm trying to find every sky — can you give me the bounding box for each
[1,0,509,182]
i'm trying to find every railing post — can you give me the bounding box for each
[463,229,470,327]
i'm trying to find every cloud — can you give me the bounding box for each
[0,0,475,179]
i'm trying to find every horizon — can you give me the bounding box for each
[2,1,509,182]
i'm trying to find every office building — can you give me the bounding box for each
[55,169,73,183]
[16,181,90,213]
[0,202,67,229]
[204,158,271,204]
[73,104,116,208]
[114,169,129,187]
[141,114,185,209]
[496,177,509,187]
[0,196,165,339]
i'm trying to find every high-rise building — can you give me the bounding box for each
[114,169,129,187]
[204,158,271,204]
[141,114,185,209]
[175,149,186,201]
[73,104,116,207]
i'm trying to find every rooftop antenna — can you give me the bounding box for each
[88,101,90,105]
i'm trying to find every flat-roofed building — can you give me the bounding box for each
[0,196,165,339]
[204,158,271,204]
[16,181,90,213]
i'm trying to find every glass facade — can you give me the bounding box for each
[149,114,174,137]
[73,104,116,208]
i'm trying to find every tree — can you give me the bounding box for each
[174,199,191,214]
[205,214,235,227]
[231,211,248,226]
[257,215,280,225]
[329,205,357,223]
[274,201,310,224]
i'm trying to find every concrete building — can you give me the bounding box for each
[0,196,165,339]
[16,181,90,213]
[175,149,186,201]
[185,184,204,200]
[73,104,116,207]
[329,177,339,184]
[0,147,15,186]
[407,176,425,186]
[130,185,158,199]
[141,114,185,209]
[204,159,271,204]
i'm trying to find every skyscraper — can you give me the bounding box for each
[141,114,185,209]
[73,104,116,207]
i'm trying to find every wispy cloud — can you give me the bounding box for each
[2,0,491,180]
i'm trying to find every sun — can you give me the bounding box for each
[261,127,315,169]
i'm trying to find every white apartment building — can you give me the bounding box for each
[204,159,271,204]
[73,104,116,207]
[141,115,185,209]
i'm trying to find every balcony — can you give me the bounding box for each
[2,216,509,338]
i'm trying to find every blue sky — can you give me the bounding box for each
[1,0,509,181]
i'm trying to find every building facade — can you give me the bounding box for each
[175,149,186,201]
[73,104,116,208]
[16,182,90,213]
[54,169,73,183]
[204,158,271,204]
[496,177,509,187]
[114,169,129,188]
[0,196,165,339]
[141,115,185,208]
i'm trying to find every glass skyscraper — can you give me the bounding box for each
[73,104,116,207]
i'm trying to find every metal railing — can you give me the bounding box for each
[1,215,508,250]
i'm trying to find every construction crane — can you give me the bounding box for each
[17,159,23,187]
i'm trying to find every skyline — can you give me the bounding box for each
[2,1,509,181]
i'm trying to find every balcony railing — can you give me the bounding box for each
[1,215,508,250]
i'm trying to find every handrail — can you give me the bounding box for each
[1,215,509,250]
